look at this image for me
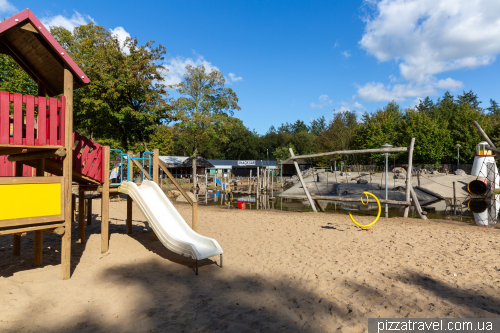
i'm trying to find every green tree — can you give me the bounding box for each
[172,64,241,158]
[309,116,327,135]
[273,144,296,163]
[147,125,173,155]
[50,23,172,150]
[0,55,37,95]
[400,109,451,164]
[487,99,500,115]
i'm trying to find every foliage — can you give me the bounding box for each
[147,125,173,155]
[51,23,172,150]
[273,144,297,163]
[0,55,37,95]
[171,65,240,158]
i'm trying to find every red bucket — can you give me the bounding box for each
[238,201,246,209]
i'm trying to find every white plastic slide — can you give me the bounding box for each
[118,180,223,262]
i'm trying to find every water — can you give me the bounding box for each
[197,191,496,227]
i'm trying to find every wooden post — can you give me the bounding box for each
[257,167,260,195]
[127,151,133,182]
[453,181,457,215]
[72,193,76,223]
[78,187,85,243]
[12,162,23,255]
[403,138,415,218]
[153,148,159,185]
[192,202,198,232]
[101,146,110,253]
[126,196,133,234]
[33,157,46,264]
[249,169,252,194]
[86,198,92,225]
[34,230,43,267]
[192,155,197,189]
[289,148,317,212]
[410,187,427,220]
[61,66,73,280]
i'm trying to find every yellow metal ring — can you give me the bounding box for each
[349,191,381,229]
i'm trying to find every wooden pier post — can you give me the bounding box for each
[34,158,45,266]
[403,138,415,218]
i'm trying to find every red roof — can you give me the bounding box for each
[0,9,90,96]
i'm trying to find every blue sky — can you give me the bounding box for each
[5,0,500,134]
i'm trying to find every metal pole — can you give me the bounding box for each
[457,147,460,170]
[385,152,388,218]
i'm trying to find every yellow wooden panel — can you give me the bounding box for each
[0,183,61,220]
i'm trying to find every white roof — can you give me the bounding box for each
[159,156,189,165]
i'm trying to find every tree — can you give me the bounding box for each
[147,125,173,155]
[315,111,359,166]
[273,144,296,163]
[291,120,308,134]
[487,99,500,115]
[309,116,327,135]
[50,23,172,150]
[172,64,240,180]
[0,55,37,95]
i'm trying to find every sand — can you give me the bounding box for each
[1,198,500,332]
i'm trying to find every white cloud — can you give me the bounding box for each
[41,11,94,31]
[341,51,351,58]
[410,97,423,108]
[228,72,243,83]
[0,0,16,13]
[310,95,333,109]
[110,26,132,54]
[163,55,220,86]
[357,0,500,102]
[334,42,339,48]
[338,101,366,112]
[360,0,500,82]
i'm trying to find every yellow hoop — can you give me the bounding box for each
[349,191,381,229]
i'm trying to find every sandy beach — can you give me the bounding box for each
[1,198,500,332]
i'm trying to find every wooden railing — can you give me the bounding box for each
[0,91,65,146]
[71,132,104,183]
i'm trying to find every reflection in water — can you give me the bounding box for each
[195,191,498,227]
[467,196,500,227]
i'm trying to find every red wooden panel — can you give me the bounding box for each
[25,95,35,145]
[49,98,57,145]
[77,144,91,173]
[0,91,9,144]
[73,133,83,165]
[5,159,12,176]
[13,93,23,144]
[37,97,46,146]
[88,147,103,179]
[82,144,100,175]
[59,96,65,146]
[0,156,5,176]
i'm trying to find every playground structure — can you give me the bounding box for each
[0,10,221,279]
[286,138,428,220]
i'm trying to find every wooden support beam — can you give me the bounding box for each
[290,147,409,160]
[34,230,43,267]
[101,146,110,253]
[158,160,194,205]
[314,199,326,212]
[404,138,415,218]
[192,202,198,232]
[44,227,65,235]
[8,148,66,162]
[410,187,427,220]
[290,148,317,212]
[86,198,92,225]
[126,195,132,234]
[153,148,159,185]
[78,187,85,244]
[280,194,411,205]
[61,65,73,280]
[472,121,500,159]
[131,158,150,179]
